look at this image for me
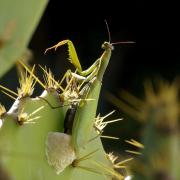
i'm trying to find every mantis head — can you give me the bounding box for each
[101,42,114,50]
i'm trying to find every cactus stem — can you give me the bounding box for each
[100,135,119,140]
[73,149,99,167]
[18,60,46,90]
[106,152,133,169]
[94,111,122,136]
[125,139,144,149]
[64,71,77,92]
[0,84,18,97]
[91,160,124,179]
[0,104,6,119]
[1,90,16,100]
[39,65,64,92]
[18,65,36,98]
[125,150,142,155]
[115,158,133,167]
[17,105,44,125]
[125,139,144,156]
[74,165,103,175]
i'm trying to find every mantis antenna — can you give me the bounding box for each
[104,20,111,43]
[104,20,135,45]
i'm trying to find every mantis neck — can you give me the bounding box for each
[97,48,112,81]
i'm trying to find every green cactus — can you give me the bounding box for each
[0,36,132,179]
[0,0,48,77]
[107,79,180,180]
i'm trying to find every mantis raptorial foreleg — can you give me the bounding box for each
[45,40,101,79]
[45,40,82,72]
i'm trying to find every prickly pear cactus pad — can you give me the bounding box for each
[0,40,132,180]
[0,0,48,77]
[107,80,180,179]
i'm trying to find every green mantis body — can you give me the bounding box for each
[46,40,114,154]
[71,42,113,153]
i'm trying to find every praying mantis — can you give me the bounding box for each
[45,24,134,156]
